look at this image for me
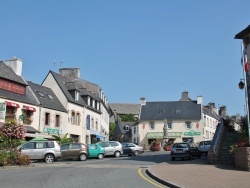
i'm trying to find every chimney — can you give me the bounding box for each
[5,56,23,76]
[180,91,190,101]
[197,95,203,104]
[140,97,146,105]
[59,68,80,80]
[219,105,227,117]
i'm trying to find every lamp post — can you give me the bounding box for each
[163,118,168,144]
[239,42,250,145]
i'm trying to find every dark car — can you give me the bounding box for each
[170,142,201,161]
[60,143,88,161]
[121,143,144,156]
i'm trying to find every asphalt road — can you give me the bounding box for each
[0,151,170,188]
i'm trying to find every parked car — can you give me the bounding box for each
[60,143,88,161]
[199,140,212,155]
[121,143,144,156]
[98,141,123,157]
[87,143,105,159]
[17,140,61,163]
[170,142,201,161]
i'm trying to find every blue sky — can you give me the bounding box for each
[0,1,249,116]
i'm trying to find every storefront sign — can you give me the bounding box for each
[184,130,201,136]
[44,128,62,135]
[0,102,6,119]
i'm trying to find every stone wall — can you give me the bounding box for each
[234,147,250,171]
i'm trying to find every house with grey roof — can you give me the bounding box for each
[0,57,41,137]
[137,91,221,150]
[27,81,68,140]
[42,68,109,144]
[109,103,140,142]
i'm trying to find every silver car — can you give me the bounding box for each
[18,140,61,163]
[199,140,212,155]
[98,141,123,157]
[121,143,144,156]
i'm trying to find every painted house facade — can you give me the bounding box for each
[136,92,221,150]
[42,68,109,144]
[0,58,40,137]
[27,81,68,139]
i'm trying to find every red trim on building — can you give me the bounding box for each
[6,101,20,108]
[22,105,36,112]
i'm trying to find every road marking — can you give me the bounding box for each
[138,168,165,188]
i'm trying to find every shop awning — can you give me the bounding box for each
[6,101,20,108]
[22,105,36,112]
[146,132,182,139]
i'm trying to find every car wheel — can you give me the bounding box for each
[97,153,104,159]
[79,153,87,161]
[44,154,54,163]
[134,150,140,156]
[171,157,175,161]
[114,151,121,158]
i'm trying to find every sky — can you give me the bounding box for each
[0,1,249,116]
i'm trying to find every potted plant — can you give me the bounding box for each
[150,141,161,151]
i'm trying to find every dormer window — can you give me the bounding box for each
[125,125,129,132]
[36,90,45,98]
[46,93,53,100]
[75,91,79,101]
[87,96,90,105]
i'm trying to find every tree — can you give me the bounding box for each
[120,114,136,122]
[109,122,116,140]
[51,133,73,144]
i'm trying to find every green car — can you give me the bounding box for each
[87,143,106,159]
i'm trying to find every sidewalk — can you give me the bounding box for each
[146,156,250,188]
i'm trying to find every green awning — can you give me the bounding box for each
[146,132,182,139]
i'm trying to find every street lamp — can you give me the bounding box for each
[163,119,168,144]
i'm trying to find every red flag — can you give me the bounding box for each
[245,61,249,72]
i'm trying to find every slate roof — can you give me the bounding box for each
[202,106,221,120]
[27,81,67,113]
[109,103,141,115]
[235,25,250,39]
[0,61,27,85]
[47,71,101,113]
[114,121,137,135]
[140,101,202,121]
[0,62,38,105]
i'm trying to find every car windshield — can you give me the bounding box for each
[174,143,188,148]
[99,142,110,147]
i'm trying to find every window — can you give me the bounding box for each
[22,142,35,149]
[47,93,53,100]
[55,115,60,127]
[71,111,75,124]
[134,127,136,134]
[76,113,80,125]
[36,90,45,97]
[148,139,156,145]
[61,144,70,150]
[71,143,81,149]
[75,91,79,101]
[36,142,46,149]
[125,125,129,131]
[186,121,191,129]
[149,122,155,130]
[45,113,50,125]
[167,123,172,129]
[47,142,55,148]
[96,121,98,130]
